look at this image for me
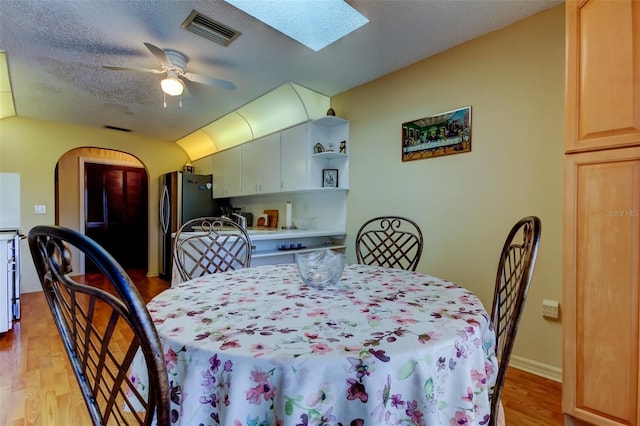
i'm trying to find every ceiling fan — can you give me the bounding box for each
[103,42,235,97]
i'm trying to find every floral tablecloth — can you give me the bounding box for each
[132,263,497,425]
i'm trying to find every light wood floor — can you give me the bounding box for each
[0,270,563,425]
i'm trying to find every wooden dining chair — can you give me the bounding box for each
[355,215,424,271]
[173,216,252,283]
[28,225,170,426]
[489,216,542,426]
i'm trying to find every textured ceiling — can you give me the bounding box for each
[0,0,563,143]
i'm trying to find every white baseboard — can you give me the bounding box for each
[509,355,562,382]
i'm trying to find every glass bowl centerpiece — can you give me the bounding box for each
[295,249,345,289]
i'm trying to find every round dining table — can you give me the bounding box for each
[131,263,498,425]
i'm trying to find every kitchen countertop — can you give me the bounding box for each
[245,227,345,240]
[179,227,346,241]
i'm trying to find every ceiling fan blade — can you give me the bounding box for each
[103,65,164,74]
[183,72,236,91]
[143,42,172,67]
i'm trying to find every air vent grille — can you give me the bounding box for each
[182,10,241,46]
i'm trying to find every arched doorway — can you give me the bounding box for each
[56,147,149,274]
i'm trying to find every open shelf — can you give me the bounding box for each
[312,116,349,127]
[252,243,346,259]
[312,152,348,160]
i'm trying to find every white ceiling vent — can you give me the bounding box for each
[181,10,241,46]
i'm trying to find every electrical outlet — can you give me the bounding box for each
[34,204,46,214]
[542,299,560,320]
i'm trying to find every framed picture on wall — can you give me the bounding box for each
[322,169,338,188]
[401,105,472,162]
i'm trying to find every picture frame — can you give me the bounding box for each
[322,169,338,188]
[401,105,471,162]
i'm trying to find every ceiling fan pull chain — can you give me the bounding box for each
[163,92,167,108]
[179,95,182,108]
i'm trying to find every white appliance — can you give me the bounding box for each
[0,172,21,333]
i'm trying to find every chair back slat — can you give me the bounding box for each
[28,225,170,425]
[489,216,541,425]
[173,216,252,283]
[355,216,423,271]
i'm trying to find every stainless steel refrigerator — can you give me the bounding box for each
[159,172,222,279]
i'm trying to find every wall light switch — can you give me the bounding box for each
[34,204,46,214]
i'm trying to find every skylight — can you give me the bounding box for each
[224,0,369,52]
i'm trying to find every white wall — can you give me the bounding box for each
[333,6,565,375]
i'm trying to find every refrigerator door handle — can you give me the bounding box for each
[160,184,170,234]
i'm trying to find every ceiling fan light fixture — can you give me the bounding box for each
[161,74,184,96]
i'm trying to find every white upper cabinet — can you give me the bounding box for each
[210,117,350,197]
[241,133,281,195]
[280,124,309,192]
[211,153,225,198]
[212,146,241,198]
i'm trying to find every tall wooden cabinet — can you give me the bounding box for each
[563,1,640,425]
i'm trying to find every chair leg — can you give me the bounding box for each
[497,400,506,426]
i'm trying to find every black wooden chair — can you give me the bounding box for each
[28,225,170,425]
[173,216,252,284]
[489,216,542,425]
[355,216,424,271]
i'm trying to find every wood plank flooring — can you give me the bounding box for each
[0,270,563,425]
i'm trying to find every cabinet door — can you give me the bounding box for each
[280,124,308,192]
[211,151,227,197]
[224,146,242,197]
[211,147,241,198]
[241,133,280,195]
[563,147,640,425]
[565,0,640,153]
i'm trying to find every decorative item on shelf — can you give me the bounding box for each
[314,143,325,154]
[327,143,334,152]
[278,243,306,251]
[282,201,296,229]
[326,107,336,116]
[182,163,194,173]
[322,169,338,188]
[256,214,269,227]
[263,209,279,229]
[339,140,347,154]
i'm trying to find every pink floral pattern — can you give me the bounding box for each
[132,264,497,425]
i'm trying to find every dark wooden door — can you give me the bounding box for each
[84,163,148,272]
